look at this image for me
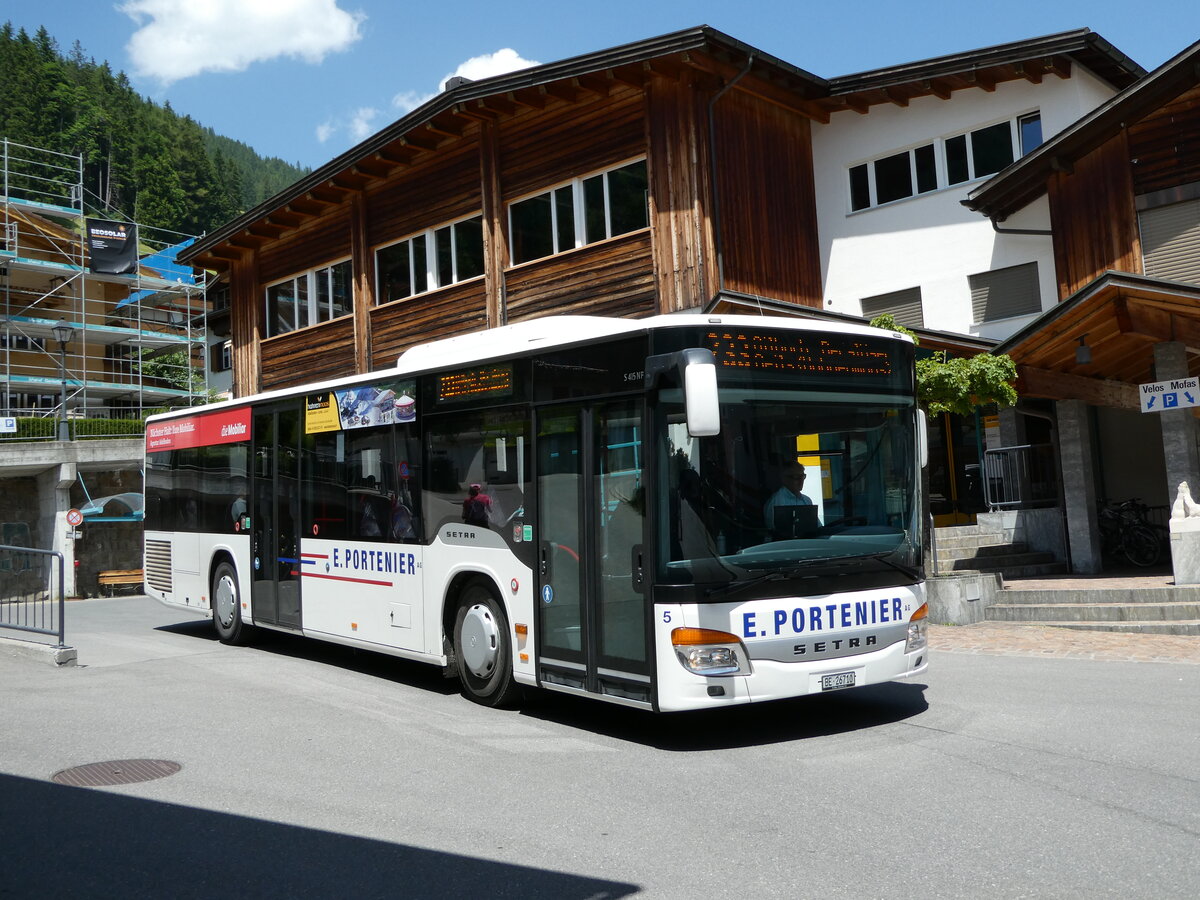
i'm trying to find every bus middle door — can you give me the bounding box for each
[536,399,650,705]
[250,402,303,630]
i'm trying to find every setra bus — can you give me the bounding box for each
[144,314,929,712]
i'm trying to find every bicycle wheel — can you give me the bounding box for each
[1122,524,1161,568]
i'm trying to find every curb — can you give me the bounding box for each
[0,635,77,667]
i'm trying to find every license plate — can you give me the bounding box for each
[820,671,856,691]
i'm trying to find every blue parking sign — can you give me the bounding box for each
[1164,393,1179,408]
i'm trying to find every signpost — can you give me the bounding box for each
[1139,377,1200,414]
[0,416,15,433]
[66,509,84,527]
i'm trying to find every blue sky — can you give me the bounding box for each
[4,1,1198,170]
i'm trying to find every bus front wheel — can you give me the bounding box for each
[212,561,252,646]
[453,580,521,708]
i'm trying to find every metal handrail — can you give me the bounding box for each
[983,443,1058,511]
[0,544,65,647]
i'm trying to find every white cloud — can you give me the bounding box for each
[439,48,539,90]
[349,107,379,140]
[392,48,540,113]
[121,0,365,84]
[315,106,377,145]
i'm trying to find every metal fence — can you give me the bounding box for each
[983,443,1059,511]
[0,544,65,647]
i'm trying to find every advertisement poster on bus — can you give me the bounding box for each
[305,380,416,434]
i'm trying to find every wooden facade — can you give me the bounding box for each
[184,31,843,396]
[182,26,1147,397]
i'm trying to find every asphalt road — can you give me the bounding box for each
[1,596,1197,899]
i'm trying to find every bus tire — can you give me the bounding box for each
[453,579,522,708]
[212,560,252,645]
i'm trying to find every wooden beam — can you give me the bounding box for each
[424,119,464,139]
[311,184,351,203]
[1016,61,1044,85]
[608,66,645,89]
[1044,55,1072,79]
[508,89,545,110]
[330,171,369,190]
[248,222,289,239]
[267,210,305,228]
[1018,365,1139,410]
[923,78,952,100]
[540,81,579,103]
[376,144,418,165]
[575,74,610,97]
[399,132,440,152]
[475,95,516,117]
[354,156,396,177]
[882,87,909,108]
[842,95,870,115]
[229,232,269,249]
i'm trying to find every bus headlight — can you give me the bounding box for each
[905,603,929,654]
[672,627,751,676]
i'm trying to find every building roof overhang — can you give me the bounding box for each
[706,291,997,356]
[181,26,1143,273]
[964,37,1200,221]
[992,271,1200,410]
[821,28,1143,119]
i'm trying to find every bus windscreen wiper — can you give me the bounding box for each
[705,556,849,599]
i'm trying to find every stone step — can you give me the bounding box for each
[998,586,1200,604]
[986,601,1200,623]
[937,542,1029,562]
[994,620,1200,636]
[950,551,1057,572]
[934,533,1012,551]
[934,524,1004,541]
[938,561,1068,580]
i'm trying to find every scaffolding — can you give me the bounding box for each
[0,139,208,431]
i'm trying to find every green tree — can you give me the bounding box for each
[869,314,1018,415]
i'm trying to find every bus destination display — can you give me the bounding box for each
[706,330,894,376]
[436,362,515,404]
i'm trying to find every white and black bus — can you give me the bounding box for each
[144,314,929,712]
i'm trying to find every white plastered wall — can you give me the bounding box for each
[812,66,1118,340]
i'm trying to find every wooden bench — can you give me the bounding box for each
[98,569,143,596]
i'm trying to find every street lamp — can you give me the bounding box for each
[51,319,74,442]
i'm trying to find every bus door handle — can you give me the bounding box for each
[631,544,645,593]
[539,541,551,579]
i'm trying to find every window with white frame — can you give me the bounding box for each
[849,112,1043,211]
[210,340,232,372]
[508,158,648,265]
[969,262,1041,323]
[376,214,485,304]
[264,259,353,337]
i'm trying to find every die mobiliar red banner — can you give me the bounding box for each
[145,408,251,452]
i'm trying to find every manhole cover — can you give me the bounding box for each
[51,759,181,787]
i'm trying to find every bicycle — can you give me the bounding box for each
[1098,498,1162,568]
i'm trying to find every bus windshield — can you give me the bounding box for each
[658,385,920,587]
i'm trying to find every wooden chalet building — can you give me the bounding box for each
[179,25,1141,399]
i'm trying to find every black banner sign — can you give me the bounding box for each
[85,219,138,275]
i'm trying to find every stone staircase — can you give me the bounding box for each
[934,523,1067,580]
[928,514,1200,633]
[983,585,1200,636]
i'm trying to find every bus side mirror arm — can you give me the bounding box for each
[645,349,721,437]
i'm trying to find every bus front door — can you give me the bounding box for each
[536,400,651,705]
[250,403,302,629]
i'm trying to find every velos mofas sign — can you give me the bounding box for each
[1139,377,1200,414]
[145,408,251,452]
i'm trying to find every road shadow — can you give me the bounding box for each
[0,773,640,900]
[156,618,928,749]
[155,619,458,697]
[517,681,930,750]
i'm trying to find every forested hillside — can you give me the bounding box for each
[0,23,309,236]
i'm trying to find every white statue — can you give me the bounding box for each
[1170,481,1200,521]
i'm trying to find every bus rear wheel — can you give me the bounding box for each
[212,561,252,645]
[453,580,522,708]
